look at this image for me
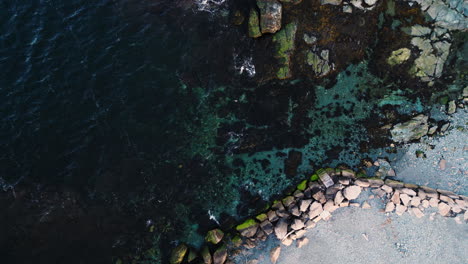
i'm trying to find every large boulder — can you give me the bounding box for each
[272,22,298,79]
[343,186,362,200]
[390,114,429,143]
[274,219,288,240]
[248,9,262,38]
[270,246,281,264]
[205,229,224,244]
[236,219,259,238]
[257,0,282,34]
[213,245,227,264]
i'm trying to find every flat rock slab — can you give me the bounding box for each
[343,185,362,200]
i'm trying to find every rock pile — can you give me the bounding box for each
[170,167,467,264]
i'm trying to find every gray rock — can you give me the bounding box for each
[411,197,422,207]
[355,179,370,187]
[396,204,407,215]
[412,208,424,218]
[321,0,342,5]
[303,34,317,45]
[318,170,334,188]
[400,193,411,206]
[438,202,451,216]
[267,210,279,222]
[385,202,395,212]
[428,125,438,135]
[323,200,339,213]
[307,49,334,77]
[381,185,393,193]
[401,188,417,196]
[334,191,345,205]
[447,100,456,114]
[343,185,362,200]
[312,191,327,204]
[391,190,400,205]
[440,122,450,132]
[260,220,274,235]
[375,159,396,179]
[391,114,429,143]
[290,206,301,217]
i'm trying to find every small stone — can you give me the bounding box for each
[438,202,451,216]
[396,204,407,215]
[439,195,454,204]
[455,199,467,209]
[341,169,356,178]
[401,188,417,196]
[334,191,345,205]
[293,190,304,199]
[412,208,424,218]
[362,202,371,209]
[282,196,295,208]
[339,178,350,185]
[422,200,430,208]
[355,179,370,187]
[323,200,339,213]
[350,203,360,207]
[418,190,427,200]
[411,197,422,207]
[368,178,385,186]
[372,188,387,198]
[340,201,351,207]
[320,210,332,221]
[385,179,404,188]
[308,201,323,219]
[381,185,393,193]
[275,219,288,240]
[343,4,353,13]
[391,191,400,205]
[400,194,411,206]
[270,246,281,264]
[428,125,438,135]
[429,198,439,207]
[440,122,450,132]
[447,100,456,114]
[297,237,309,248]
[272,200,285,211]
[385,202,395,212]
[451,204,462,214]
[343,185,362,200]
[439,159,446,170]
[321,0,342,5]
[300,199,313,212]
[291,219,305,230]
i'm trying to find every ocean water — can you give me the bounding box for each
[1,0,466,263]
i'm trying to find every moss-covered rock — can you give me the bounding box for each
[169,244,188,264]
[236,219,259,237]
[387,48,411,66]
[310,173,319,181]
[255,213,268,222]
[272,22,298,79]
[213,245,228,264]
[257,0,282,34]
[231,235,243,247]
[201,246,212,264]
[187,248,198,263]
[248,9,262,38]
[205,229,224,245]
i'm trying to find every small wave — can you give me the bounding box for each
[195,0,227,13]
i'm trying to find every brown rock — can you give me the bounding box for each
[429,198,439,207]
[350,203,360,207]
[400,193,411,206]
[372,188,387,198]
[421,200,430,208]
[267,210,279,222]
[320,210,332,221]
[451,204,462,214]
[323,200,339,213]
[401,188,417,196]
[312,191,327,204]
[274,219,288,240]
[343,185,362,200]
[339,178,350,185]
[272,200,285,211]
[270,246,281,264]
[412,208,424,218]
[291,219,305,230]
[439,195,454,204]
[438,202,451,216]
[418,189,427,200]
[334,191,345,205]
[296,237,309,248]
[355,179,370,187]
[295,229,307,238]
[305,220,316,229]
[293,190,304,199]
[385,179,404,188]
[308,201,323,219]
[411,197,421,207]
[368,178,385,186]
[206,229,224,245]
[391,191,400,205]
[300,199,313,212]
[290,206,301,217]
[395,204,407,215]
[260,220,274,235]
[362,202,371,209]
[385,202,395,212]
[213,246,227,264]
[282,237,293,246]
[437,189,459,199]
[340,201,350,207]
[282,196,295,208]
[381,185,393,193]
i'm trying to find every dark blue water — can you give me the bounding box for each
[0,0,245,262]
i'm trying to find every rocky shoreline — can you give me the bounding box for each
[168,164,467,264]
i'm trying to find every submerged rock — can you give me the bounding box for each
[270,246,281,264]
[205,229,224,244]
[387,48,411,66]
[170,244,188,264]
[273,22,298,79]
[248,9,262,38]
[321,0,342,5]
[390,114,429,143]
[257,0,282,34]
[213,245,227,264]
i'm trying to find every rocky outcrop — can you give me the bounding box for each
[272,22,298,79]
[248,9,262,38]
[257,0,282,34]
[306,48,334,77]
[390,114,429,143]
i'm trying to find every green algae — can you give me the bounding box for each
[296,180,307,191]
[236,219,257,231]
[205,229,224,244]
[255,213,268,222]
[310,174,319,181]
[169,244,187,264]
[387,48,411,66]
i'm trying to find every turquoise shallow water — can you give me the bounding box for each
[0,0,466,263]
